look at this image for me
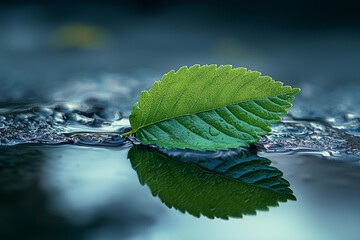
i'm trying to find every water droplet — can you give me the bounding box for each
[53,112,65,123]
[32,106,53,116]
[209,127,220,136]
[54,103,76,113]
[15,114,28,121]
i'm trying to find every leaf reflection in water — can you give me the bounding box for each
[128,145,296,219]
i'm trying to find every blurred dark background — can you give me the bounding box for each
[0,0,359,103]
[1,2,360,240]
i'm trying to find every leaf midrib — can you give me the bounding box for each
[123,91,295,136]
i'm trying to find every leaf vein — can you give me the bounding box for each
[225,105,268,132]
[173,117,213,142]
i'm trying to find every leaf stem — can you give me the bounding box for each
[122,129,137,137]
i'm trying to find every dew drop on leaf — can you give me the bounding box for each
[209,127,220,136]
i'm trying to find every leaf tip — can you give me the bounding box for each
[289,87,301,96]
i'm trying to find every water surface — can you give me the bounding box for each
[1,74,360,240]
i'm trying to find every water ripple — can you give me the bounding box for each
[1,98,360,163]
[0,103,131,147]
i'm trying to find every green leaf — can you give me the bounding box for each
[124,64,300,150]
[128,145,296,219]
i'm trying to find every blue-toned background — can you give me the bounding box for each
[1,1,360,240]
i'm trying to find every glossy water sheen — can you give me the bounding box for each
[1,145,360,240]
